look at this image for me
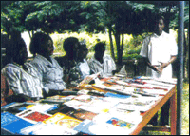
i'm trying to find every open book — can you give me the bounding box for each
[78,72,101,87]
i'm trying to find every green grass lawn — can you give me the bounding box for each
[140,81,189,135]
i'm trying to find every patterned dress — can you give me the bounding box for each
[29,54,66,91]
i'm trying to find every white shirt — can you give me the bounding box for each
[140,31,178,79]
[79,59,91,79]
[29,54,66,90]
[88,54,116,77]
[1,63,44,98]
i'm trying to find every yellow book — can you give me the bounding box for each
[43,112,82,129]
[56,114,82,129]
[43,112,66,124]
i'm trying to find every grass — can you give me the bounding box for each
[140,81,189,135]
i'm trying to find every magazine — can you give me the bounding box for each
[16,109,52,124]
[1,112,34,135]
[41,95,76,104]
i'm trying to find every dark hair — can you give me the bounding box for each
[63,37,79,52]
[9,38,26,59]
[154,14,165,24]
[29,32,52,55]
[94,42,105,52]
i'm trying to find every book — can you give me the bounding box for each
[1,111,34,135]
[1,102,35,115]
[78,72,101,87]
[2,118,34,135]
[104,92,131,99]
[28,103,59,113]
[117,97,157,112]
[41,95,76,104]
[47,104,76,115]
[16,109,52,124]
[74,113,140,135]
[43,112,82,129]
[1,112,20,127]
[67,108,98,121]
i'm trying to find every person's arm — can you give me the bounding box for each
[159,56,177,69]
[142,57,160,72]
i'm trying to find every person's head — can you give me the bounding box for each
[154,14,165,35]
[94,42,105,61]
[10,38,28,65]
[78,42,88,62]
[63,37,80,60]
[29,32,53,58]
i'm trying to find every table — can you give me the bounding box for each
[130,85,177,135]
[74,83,177,135]
[1,78,177,135]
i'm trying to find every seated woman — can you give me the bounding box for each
[68,42,94,87]
[55,37,81,86]
[29,32,66,96]
[88,42,119,77]
[1,38,46,102]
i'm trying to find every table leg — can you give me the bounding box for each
[170,91,177,135]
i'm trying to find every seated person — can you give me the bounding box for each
[1,38,46,102]
[55,37,81,85]
[88,42,119,77]
[68,42,94,87]
[29,32,66,96]
[77,42,94,79]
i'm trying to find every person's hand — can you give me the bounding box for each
[159,62,169,69]
[151,65,162,73]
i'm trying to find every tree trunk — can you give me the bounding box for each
[187,28,189,79]
[108,27,115,61]
[183,30,187,78]
[121,33,124,64]
[114,30,122,65]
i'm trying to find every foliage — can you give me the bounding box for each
[170,1,189,29]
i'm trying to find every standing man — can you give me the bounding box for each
[140,14,178,126]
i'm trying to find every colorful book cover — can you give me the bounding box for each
[55,114,82,129]
[73,95,95,103]
[43,112,67,124]
[44,112,82,129]
[67,108,98,121]
[1,111,34,135]
[2,118,34,135]
[16,109,51,124]
[104,92,131,99]
[1,112,20,127]
[47,104,76,115]
[74,112,140,135]
[24,111,51,122]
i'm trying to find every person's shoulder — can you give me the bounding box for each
[162,31,170,36]
[1,63,20,75]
